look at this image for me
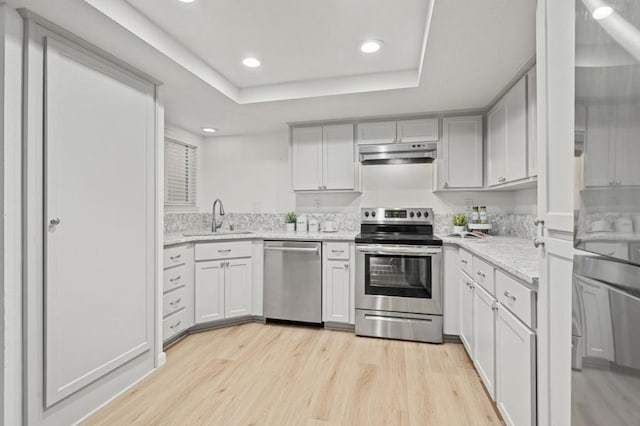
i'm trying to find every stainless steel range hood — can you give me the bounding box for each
[358,142,438,165]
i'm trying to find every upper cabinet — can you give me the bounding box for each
[357,118,439,145]
[291,124,357,192]
[487,68,537,188]
[435,115,484,190]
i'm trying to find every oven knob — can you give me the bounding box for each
[409,212,415,218]
[364,211,370,217]
[416,211,422,218]
[371,211,376,218]
[423,211,429,218]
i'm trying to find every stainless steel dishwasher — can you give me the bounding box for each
[264,240,322,324]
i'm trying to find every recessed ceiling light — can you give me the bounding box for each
[242,57,261,68]
[177,0,196,3]
[592,6,613,20]
[202,127,217,133]
[360,40,383,54]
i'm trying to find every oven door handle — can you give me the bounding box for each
[356,246,442,256]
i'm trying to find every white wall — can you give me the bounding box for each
[164,124,205,211]
[0,6,23,425]
[201,130,532,216]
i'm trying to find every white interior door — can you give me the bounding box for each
[44,38,154,406]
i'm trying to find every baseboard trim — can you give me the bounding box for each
[444,334,461,343]
[324,322,355,332]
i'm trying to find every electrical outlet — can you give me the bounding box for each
[314,199,321,211]
[464,198,473,212]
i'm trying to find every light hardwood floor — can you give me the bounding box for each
[85,323,504,425]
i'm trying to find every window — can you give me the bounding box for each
[164,138,197,207]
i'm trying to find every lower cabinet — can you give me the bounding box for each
[323,242,355,325]
[459,272,475,356]
[496,305,536,426]
[163,243,195,344]
[195,257,253,323]
[473,283,497,399]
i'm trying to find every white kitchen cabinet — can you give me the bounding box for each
[496,304,536,426]
[323,242,354,324]
[357,121,397,144]
[292,124,356,191]
[437,116,483,190]
[575,277,614,361]
[225,258,253,318]
[195,261,225,323]
[163,243,195,343]
[459,272,475,357]
[473,283,497,399]
[527,66,538,177]
[397,118,439,143]
[487,75,530,187]
[292,126,323,191]
[358,118,438,145]
[443,245,460,335]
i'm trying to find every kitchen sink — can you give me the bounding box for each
[182,230,254,237]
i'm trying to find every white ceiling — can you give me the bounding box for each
[6,0,536,136]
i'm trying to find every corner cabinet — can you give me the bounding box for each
[322,242,355,325]
[435,115,484,190]
[292,124,357,192]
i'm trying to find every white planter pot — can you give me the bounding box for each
[286,223,295,232]
[453,225,466,233]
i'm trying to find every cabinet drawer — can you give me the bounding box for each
[164,244,189,269]
[473,257,495,295]
[195,241,252,261]
[496,270,536,328]
[326,242,350,260]
[459,249,472,275]
[163,309,188,342]
[163,264,188,293]
[163,286,187,318]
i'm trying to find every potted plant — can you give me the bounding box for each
[452,214,468,233]
[285,212,297,232]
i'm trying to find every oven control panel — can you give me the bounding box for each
[361,208,434,224]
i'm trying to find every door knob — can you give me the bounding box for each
[533,238,545,248]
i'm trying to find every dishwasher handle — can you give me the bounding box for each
[264,246,319,254]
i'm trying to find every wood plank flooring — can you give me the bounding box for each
[85,323,504,426]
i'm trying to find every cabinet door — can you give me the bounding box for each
[576,278,614,361]
[584,104,615,187]
[473,283,497,399]
[195,261,225,323]
[613,103,640,186]
[459,274,475,357]
[487,100,507,186]
[505,77,528,182]
[323,124,355,190]
[527,67,538,177]
[496,305,536,426]
[397,118,439,143]
[292,126,323,190]
[443,245,460,335]
[441,116,483,189]
[325,259,351,323]
[225,258,253,319]
[357,121,397,145]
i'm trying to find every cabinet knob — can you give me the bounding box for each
[344,263,349,269]
[443,182,449,189]
[533,218,544,226]
[491,302,499,311]
[49,218,61,226]
[533,238,545,248]
[504,291,517,302]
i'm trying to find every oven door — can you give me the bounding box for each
[355,244,442,315]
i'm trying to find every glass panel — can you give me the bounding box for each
[365,255,432,298]
[574,0,640,266]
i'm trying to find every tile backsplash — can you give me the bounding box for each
[165,211,536,239]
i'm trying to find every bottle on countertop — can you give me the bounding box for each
[471,206,480,224]
[480,206,488,224]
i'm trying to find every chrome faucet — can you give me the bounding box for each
[211,198,225,232]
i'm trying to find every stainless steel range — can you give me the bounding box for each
[355,207,443,343]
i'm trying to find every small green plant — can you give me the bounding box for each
[285,212,297,224]
[452,214,468,227]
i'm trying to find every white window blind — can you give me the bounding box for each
[165,139,197,207]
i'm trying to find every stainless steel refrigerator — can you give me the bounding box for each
[573,0,640,424]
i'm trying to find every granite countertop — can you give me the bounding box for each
[440,235,539,286]
[164,230,359,246]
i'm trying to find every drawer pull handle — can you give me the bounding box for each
[170,275,182,282]
[504,291,517,302]
[477,271,486,278]
[461,259,468,264]
[170,321,182,329]
[332,249,345,254]
[170,298,182,306]
[170,254,182,260]
[218,249,232,254]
